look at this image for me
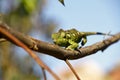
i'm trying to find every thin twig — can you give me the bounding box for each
[65,59,81,80]
[0,27,60,80]
[42,68,47,80]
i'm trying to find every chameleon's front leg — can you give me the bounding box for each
[66,40,79,50]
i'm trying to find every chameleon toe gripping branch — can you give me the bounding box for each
[51,28,112,80]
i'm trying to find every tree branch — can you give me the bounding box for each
[0,22,120,60]
[0,23,60,80]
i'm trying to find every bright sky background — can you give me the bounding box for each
[42,0,120,73]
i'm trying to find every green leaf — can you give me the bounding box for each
[59,0,65,6]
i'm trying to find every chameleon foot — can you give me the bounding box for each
[76,48,81,54]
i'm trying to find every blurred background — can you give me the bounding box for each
[0,0,120,80]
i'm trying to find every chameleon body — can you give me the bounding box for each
[52,28,111,50]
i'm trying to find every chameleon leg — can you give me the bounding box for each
[66,40,79,50]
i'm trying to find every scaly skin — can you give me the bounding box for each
[52,28,112,50]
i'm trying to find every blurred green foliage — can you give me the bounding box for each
[2,0,38,33]
[0,0,57,79]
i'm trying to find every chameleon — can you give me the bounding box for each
[51,28,114,79]
[52,28,112,50]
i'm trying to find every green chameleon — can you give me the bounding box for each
[52,28,112,50]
